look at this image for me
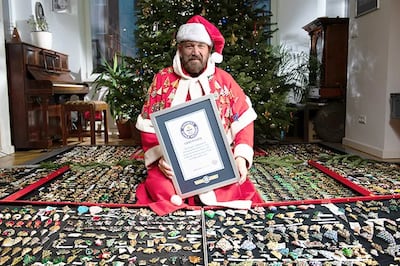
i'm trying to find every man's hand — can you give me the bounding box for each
[235,156,248,184]
[158,157,174,179]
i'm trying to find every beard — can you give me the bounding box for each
[181,56,207,77]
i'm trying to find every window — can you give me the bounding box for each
[90,0,136,72]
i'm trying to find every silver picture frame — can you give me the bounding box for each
[356,0,379,17]
[52,0,70,13]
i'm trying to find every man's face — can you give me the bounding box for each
[179,41,211,77]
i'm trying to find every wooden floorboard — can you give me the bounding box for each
[0,134,138,167]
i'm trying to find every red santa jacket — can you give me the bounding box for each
[136,66,257,168]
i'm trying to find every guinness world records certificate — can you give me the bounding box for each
[151,94,240,198]
[165,109,223,181]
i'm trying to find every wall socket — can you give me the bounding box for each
[358,115,367,124]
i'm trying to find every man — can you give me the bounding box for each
[135,15,261,215]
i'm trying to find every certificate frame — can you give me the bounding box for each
[151,94,240,198]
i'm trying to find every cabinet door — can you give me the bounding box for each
[321,23,349,89]
[303,17,349,99]
[308,28,323,86]
[25,45,42,67]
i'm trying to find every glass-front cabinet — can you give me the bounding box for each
[303,17,349,99]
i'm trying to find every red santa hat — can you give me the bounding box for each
[176,15,225,63]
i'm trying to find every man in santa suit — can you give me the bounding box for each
[135,15,261,215]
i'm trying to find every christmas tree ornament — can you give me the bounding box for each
[229,32,238,45]
[152,22,159,31]
[142,6,152,17]
[252,23,259,37]
[171,39,176,47]
[221,17,227,25]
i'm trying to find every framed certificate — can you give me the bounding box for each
[151,94,240,198]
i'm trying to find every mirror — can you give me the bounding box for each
[35,2,45,21]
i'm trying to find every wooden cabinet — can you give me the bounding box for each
[303,17,349,99]
[6,42,88,150]
[295,18,349,143]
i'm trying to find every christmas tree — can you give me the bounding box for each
[135,0,308,145]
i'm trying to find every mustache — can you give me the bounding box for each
[188,55,201,61]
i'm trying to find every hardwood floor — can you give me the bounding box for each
[0,133,138,168]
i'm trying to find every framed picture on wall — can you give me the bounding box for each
[356,0,379,17]
[52,0,70,13]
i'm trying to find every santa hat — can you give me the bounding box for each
[176,15,225,63]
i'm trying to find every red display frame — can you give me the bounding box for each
[1,157,399,209]
[308,160,373,196]
[1,165,70,201]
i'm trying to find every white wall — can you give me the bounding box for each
[272,0,346,52]
[343,0,400,158]
[10,0,89,81]
[273,0,325,52]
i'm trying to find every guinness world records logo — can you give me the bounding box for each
[181,121,198,139]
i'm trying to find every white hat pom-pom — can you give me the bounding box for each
[211,52,223,64]
[170,194,183,206]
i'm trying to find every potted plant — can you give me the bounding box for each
[93,54,145,141]
[27,14,52,49]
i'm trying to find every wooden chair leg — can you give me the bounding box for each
[77,111,83,142]
[89,106,96,145]
[61,105,68,146]
[103,109,109,144]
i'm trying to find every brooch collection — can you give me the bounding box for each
[0,205,202,265]
[1,199,400,264]
[0,144,399,264]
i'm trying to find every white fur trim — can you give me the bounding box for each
[136,115,155,133]
[231,97,257,136]
[170,195,183,206]
[176,23,212,46]
[211,52,223,63]
[234,144,254,168]
[144,145,162,167]
[199,190,252,209]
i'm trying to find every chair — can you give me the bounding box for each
[61,100,109,145]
